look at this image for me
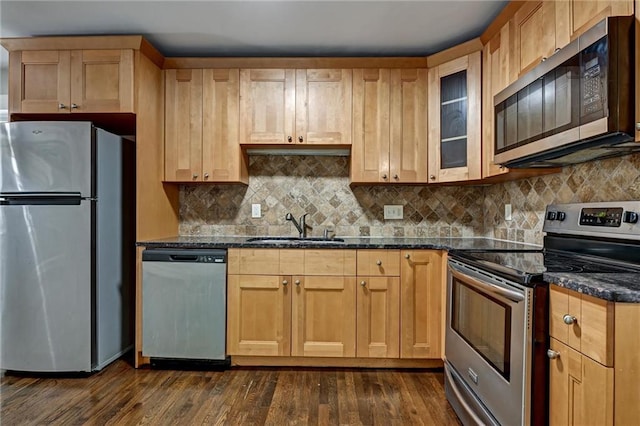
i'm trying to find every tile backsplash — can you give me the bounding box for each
[179,154,640,245]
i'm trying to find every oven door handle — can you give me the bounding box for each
[449,262,525,303]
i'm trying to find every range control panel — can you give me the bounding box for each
[543,202,640,240]
[579,207,625,227]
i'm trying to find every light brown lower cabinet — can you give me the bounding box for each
[400,250,444,359]
[549,337,614,426]
[548,284,640,425]
[356,276,400,358]
[227,248,443,361]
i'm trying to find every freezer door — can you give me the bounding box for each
[0,201,92,372]
[0,121,93,196]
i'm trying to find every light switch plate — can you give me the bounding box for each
[384,205,403,220]
[251,203,261,218]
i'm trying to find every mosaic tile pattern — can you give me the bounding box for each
[180,155,486,238]
[180,154,640,245]
[484,155,640,244]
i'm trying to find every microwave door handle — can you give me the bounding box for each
[449,263,525,303]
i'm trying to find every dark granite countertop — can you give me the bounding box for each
[544,272,640,303]
[137,236,541,251]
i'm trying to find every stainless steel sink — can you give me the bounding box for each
[245,236,345,244]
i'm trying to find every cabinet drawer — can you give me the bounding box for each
[357,250,400,276]
[304,249,356,276]
[228,248,281,275]
[549,285,613,366]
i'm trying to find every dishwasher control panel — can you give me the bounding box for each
[142,248,226,263]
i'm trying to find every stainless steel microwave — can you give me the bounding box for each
[494,16,636,168]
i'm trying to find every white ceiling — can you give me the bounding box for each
[0,0,507,57]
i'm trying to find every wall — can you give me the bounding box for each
[179,155,486,238]
[484,155,640,244]
[180,154,640,246]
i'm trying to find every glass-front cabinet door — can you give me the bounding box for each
[428,52,481,183]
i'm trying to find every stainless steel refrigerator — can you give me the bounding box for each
[0,121,134,372]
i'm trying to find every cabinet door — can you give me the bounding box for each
[239,69,295,144]
[548,338,614,426]
[202,69,247,183]
[296,69,352,145]
[566,0,633,41]
[400,250,443,358]
[389,69,428,182]
[482,29,510,178]
[292,276,356,357]
[512,1,557,76]
[428,52,481,183]
[164,69,203,182]
[70,49,134,113]
[9,50,71,113]
[356,276,400,358]
[351,69,390,183]
[227,274,291,356]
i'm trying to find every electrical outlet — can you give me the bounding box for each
[384,205,403,220]
[505,204,512,221]
[251,203,261,218]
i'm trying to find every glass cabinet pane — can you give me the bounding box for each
[440,70,468,169]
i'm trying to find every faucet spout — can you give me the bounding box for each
[285,213,304,237]
[286,212,312,238]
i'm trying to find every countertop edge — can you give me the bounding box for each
[543,272,640,303]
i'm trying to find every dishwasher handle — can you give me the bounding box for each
[142,249,227,263]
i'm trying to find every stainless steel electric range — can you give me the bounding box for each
[444,201,640,426]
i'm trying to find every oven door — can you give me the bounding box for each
[445,258,533,426]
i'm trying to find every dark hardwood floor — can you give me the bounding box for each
[1,359,461,425]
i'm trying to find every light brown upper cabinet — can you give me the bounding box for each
[9,49,134,114]
[240,69,352,145]
[482,29,511,178]
[351,69,428,183]
[512,1,558,76]
[556,0,634,45]
[164,68,248,183]
[428,52,481,183]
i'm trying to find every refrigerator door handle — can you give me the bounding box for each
[0,192,83,205]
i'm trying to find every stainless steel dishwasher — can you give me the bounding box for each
[142,249,227,363]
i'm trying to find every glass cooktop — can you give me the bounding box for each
[449,249,640,285]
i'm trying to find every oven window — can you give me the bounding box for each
[451,277,511,380]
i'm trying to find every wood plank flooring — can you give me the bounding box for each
[1,359,461,425]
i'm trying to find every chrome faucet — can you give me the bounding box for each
[286,212,312,238]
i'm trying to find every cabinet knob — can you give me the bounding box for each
[282,279,288,286]
[541,57,547,62]
[71,103,78,109]
[547,349,560,359]
[360,280,366,287]
[562,314,577,325]
[287,136,293,143]
[499,165,505,170]
[295,279,301,286]
[429,175,436,181]
[298,136,304,143]
[393,174,399,180]
[382,174,388,180]
[192,174,198,179]
[404,253,410,259]
[636,122,640,131]
[58,103,67,109]
[376,260,382,266]
[204,173,209,179]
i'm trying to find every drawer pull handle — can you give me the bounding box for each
[563,314,577,325]
[295,280,301,286]
[282,280,288,286]
[547,349,560,359]
[360,280,366,287]
[404,254,410,259]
